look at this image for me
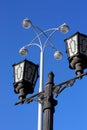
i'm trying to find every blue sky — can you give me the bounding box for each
[0,0,87,130]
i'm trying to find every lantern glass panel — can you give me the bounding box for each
[66,34,78,57]
[14,62,24,83]
[79,34,87,56]
[24,61,37,83]
[33,70,38,86]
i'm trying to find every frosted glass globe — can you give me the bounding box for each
[54,51,62,60]
[19,47,28,56]
[59,23,69,33]
[22,18,32,29]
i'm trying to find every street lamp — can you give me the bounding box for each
[64,32,87,76]
[13,29,87,130]
[13,59,39,102]
[14,71,87,130]
[15,18,70,130]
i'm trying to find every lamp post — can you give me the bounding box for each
[18,18,69,130]
[13,71,87,130]
[13,31,87,130]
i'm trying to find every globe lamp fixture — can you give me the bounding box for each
[22,18,32,29]
[59,23,69,34]
[19,47,28,56]
[54,51,63,60]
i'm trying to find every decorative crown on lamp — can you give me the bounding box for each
[13,59,39,101]
[64,32,87,76]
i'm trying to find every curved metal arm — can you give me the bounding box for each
[34,26,58,51]
[33,25,59,52]
[43,29,57,50]
[23,22,67,49]
[53,72,87,97]
[14,91,45,105]
[23,42,42,51]
[32,24,42,47]
[14,72,87,105]
[23,27,58,49]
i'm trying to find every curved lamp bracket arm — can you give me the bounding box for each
[14,72,87,105]
[33,26,58,51]
[53,72,87,98]
[25,27,58,49]
[43,29,57,51]
[14,91,45,105]
[31,24,42,47]
[23,42,43,51]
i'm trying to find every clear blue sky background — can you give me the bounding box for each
[0,0,87,130]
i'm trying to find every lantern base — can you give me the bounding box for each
[13,82,34,101]
[69,55,87,76]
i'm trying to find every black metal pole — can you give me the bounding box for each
[43,72,57,130]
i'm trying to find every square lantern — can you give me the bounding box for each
[64,32,87,76]
[13,59,39,99]
[65,32,87,58]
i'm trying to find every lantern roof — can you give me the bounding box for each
[64,32,87,42]
[13,59,39,67]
